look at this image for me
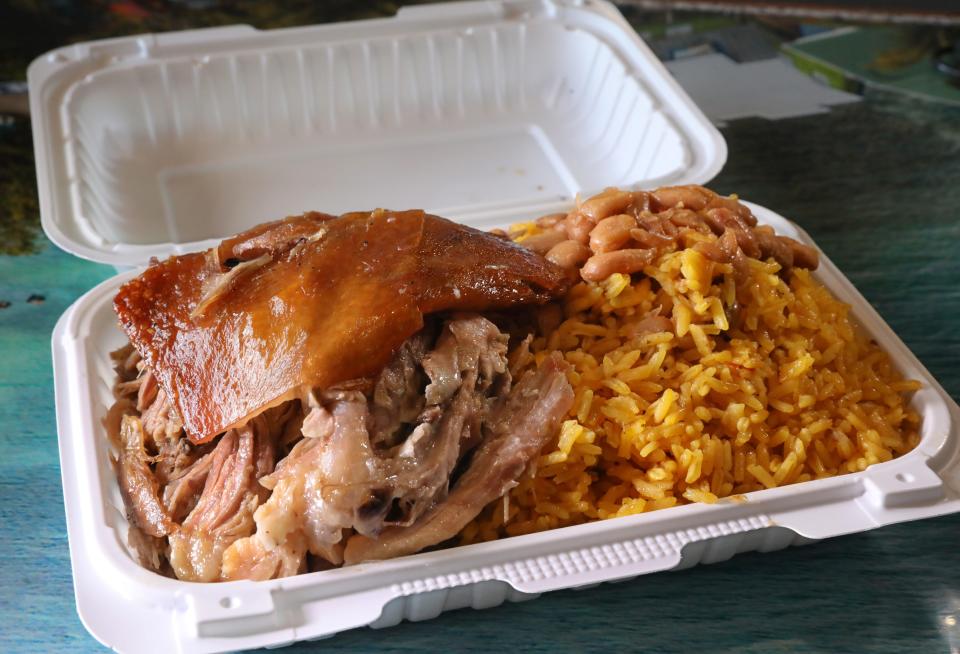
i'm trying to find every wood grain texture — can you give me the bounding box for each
[1,92,958,654]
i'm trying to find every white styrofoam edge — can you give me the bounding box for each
[28,0,726,268]
[52,201,959,653]
[580,0,727,183]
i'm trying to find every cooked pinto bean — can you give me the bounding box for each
[694,228,739,263]
[581,249,654,282]
[637,212,676,240]
[706,195,758,226]
[519,229,567,255]
[579,189,635,222]
[658,213,680,238]
[651,185,714,212]
[589,214,637,254]
[788,239,819,269]
[704,208,760,259]
[730,227,760,260]
[692,239,723,263]
[546,240,592,269]
[515,186,819,281]
[631,191,653,213]
[535,213,567,229]
[563,212,595,244]
[754,225,793,268]
[703,207,752,235]
[718,228,742,263]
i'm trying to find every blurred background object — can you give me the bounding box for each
[620,0,960,25]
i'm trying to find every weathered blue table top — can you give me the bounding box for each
[1,8,959,654]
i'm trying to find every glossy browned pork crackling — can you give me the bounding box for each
[115,209,570,443]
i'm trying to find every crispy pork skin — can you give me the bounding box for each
[115,210,569,443]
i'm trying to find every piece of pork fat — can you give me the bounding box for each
[222,397,366,580]
[221,315,512,581]
[343,352,573,564]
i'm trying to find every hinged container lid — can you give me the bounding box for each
[29,0,726,267]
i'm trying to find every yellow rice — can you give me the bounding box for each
[460,224,922,543]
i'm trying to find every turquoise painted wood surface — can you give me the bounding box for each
[1,42,959,654]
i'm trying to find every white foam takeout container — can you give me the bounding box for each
[33,1,960,652]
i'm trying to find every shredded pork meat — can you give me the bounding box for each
[167,426,260,581]
[222,315,516,579]
[166,409,291,581]
[107,315,573,581]
[116,414,175,539]
[343,351,573,564]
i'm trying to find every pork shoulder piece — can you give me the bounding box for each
[114,210,569,443]
[342,352,574,564]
